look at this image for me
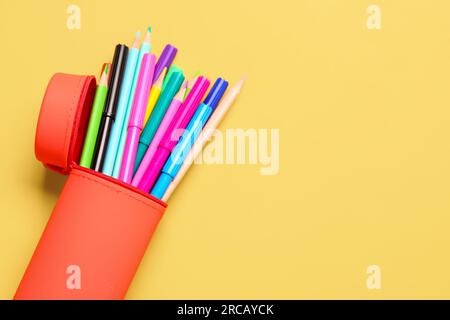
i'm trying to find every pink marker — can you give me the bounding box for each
[132,81,188,191]
[138,76,210,191]
[119,53,156,183]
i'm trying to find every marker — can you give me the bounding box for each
[161,65,182,91]
[133,71,185,172]
[91,44,128,171]
[79,65,110,168]
[143,67,167,127]
[112,27,152,178]
[151,78,228,198]
[102,32,140,176]
[161,77,245,202]
[138,76,210,191]
[153,44,177,83]
[119,53,156,183]
[133,81,187,191]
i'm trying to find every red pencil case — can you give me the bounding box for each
[14,73,167,300]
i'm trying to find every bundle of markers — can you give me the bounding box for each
[79,27,245,202]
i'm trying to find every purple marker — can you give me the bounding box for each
[153,44,178,83]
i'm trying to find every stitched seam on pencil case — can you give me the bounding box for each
[71,171,164,213]
[63,77,83,167]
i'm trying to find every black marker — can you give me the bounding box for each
[92,44,128,171]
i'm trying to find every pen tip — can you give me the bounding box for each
[143,26,152,44]
[175,80,188,101]
[187,75,198,89]
[234,76,246,91]
[104,64,108,74]
[132,31,141,48]
[156,67,168,85]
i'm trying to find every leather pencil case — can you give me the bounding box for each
[14,73,166,299]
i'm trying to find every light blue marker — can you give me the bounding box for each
[112,28,152,178]
[102,32,140,176]
[151,78,228,199]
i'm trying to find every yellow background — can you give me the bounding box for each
[1,0,450,299]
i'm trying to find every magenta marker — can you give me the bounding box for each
[132,81,187,191]
[139,76,210,191]
[119,53,156,183]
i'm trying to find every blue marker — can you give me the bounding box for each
[151,78,228,199]
[102,33,140,176]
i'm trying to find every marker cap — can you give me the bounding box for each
[162,65,183,91]
[153,44,178,83]
[203,78,229,110]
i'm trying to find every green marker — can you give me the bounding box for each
[79,65,109,168]
[162,65,182,91]
[134,71,185,173]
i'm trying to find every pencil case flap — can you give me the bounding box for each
[14,167,166,299]
[35,73,96,174]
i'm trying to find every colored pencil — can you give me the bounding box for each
[119,53,156,183]
[143,67,167,127]
[151,78,228,199]
[161,77,245,201]
[135,76,210,191]
[132,80,187,190]
[79,65,110,168]
[102,32,140,176]
[133,71,185,173]
[112,27,152,178]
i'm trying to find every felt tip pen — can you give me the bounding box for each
[112,27,152,178]
[162,65,182,91]
[138,76,210,191]
[79,65,110,168]
[91,44,128,172]
[153,44,177,83]
[133,71,185,173]
[143,67,167,127]
[102,32,140,176]
[151,78,228,198]
[132,80,187,191]
[162,77,245,202]
[119,53,156,183]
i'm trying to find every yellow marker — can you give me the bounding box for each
[143,67,167,126]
